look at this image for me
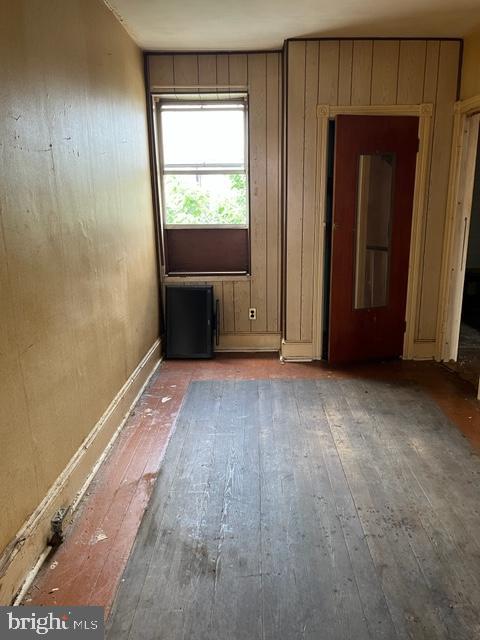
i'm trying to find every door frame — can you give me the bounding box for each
[438,95,480,376]
[312,103,434,360]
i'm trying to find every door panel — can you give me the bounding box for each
[329,115,418,364]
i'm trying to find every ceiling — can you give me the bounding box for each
[105,0,480,51]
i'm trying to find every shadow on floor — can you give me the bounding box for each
[444,322,480,391]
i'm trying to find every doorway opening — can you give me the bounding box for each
[445,120,480,389]
[321,119,335,360]
[327,114,419,364]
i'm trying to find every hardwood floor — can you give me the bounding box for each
[107,377,480,640]
[444,322,480,390]
[26,357,480,618]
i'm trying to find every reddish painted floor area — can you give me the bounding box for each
[25,354,480,617]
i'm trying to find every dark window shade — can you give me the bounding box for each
[165,228,249,274]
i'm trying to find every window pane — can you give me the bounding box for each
[164,174,248,225]
[161,109,245,166]
[354,153,395,309]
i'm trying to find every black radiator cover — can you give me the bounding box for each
[165,285,215,359]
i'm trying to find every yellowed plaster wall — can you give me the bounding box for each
[0,0,158,555]
[461,28,480,99]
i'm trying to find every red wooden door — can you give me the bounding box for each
[328,115,419,364]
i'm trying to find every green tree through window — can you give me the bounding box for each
[164,174,247,225]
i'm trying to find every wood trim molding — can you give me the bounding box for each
[437,94,480,362]
[150,84,248,92]
[163,274,252,283]
[404,106,434,359]
[318,104,434,117]
[280,340,314,361]
[311,109,330,360]
[0,340,162,605]
[407,340,436,361]
[314,103,434,362]
[216,333,281,352]
[453,94,480,116]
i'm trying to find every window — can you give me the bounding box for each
[154,94,250,275]
[159,97,248,227]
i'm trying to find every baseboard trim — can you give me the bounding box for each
[411,340,436,361]
[0,339,162,605]
[216,333,281,352]
[281,340,314,361]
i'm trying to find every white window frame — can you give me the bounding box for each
[155,94,250,230]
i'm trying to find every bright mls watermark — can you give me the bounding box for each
[0,607,104,638]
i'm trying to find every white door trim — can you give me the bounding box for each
[438,95,480,371]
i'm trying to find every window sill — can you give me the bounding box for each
[165,224,249,230]
[163,273,251,282]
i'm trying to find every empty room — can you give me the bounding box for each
[2,1,480,638]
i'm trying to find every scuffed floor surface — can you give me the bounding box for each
[26,355,480,622]
[107,378,480,640]
[444,322,480,390]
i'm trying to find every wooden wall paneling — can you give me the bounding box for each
[422,42,441,210]
[233,280,252,332]
[216,55,229,86]
[317,41,339,104]
[277,51,283,337]
[228,54,248,87]
[351,40,373,105]
[207,281,224,335]
[282,38,459,360]
[173,54,199,87]
[198,54,217,87]
[370,40,399,104]
[285,41,306,341]
[222,281,235,333]
[248,54,268,332]
[300,41,321,342]
[149,55,174,89]
[417,41,460,341]
[461,28,480,99]
[338,40,353,105]
[266,53,281,333]
[397,41,427,104]
[148,52,282,346]
[413,41,440,339]
[423,41,441,102]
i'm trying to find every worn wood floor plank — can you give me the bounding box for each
[208,381,263,640]
[353,379,480,584]
[262,380,346,640]
[259,380,308,638]
[334,379,477,639]
[107,378,480,640]
[107,381,223,639]
[133,382,224,640]
[342,379,480,638]
[326,383,458,639]
[295,380,399,640]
